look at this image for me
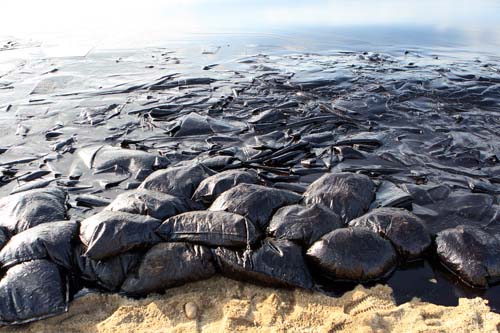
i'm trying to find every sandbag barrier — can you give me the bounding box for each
[0,167,498,325]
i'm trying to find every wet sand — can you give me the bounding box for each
[3,276,499,333]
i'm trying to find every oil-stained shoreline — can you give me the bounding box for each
[0,38,499,326]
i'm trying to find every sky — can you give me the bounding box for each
[2,0,499,34]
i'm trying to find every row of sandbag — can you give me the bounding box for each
[0,168,386,324]
[0,165,496,284]
[0,165,498,325]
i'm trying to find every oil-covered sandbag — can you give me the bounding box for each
[0,220,78,270]
[0,226,9,250]
[307,228,397,281]
[192,169,259,204]
[213,239,314,289]
[411,191,495,235]
[303,172,375,223]
[168,112,209,137]
[139,163,215,198]
[121,242,216,296]
[0,260,68,325]
[80,211,161,260]
[436,226,500,287]
[72,244,141,291]
[157,211,261,247]
[198,155,238,171]
[372,181,412,209]
[79,145,169,174]
[209,184,302,229]
[167,112,241,137]
[401,183,451,205]
[0,187,68,234]
[348,207,431,260]
[104,189,195,220]
[268,204,343,246]
[441,193,494,220]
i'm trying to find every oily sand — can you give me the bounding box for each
[2,276,499,333]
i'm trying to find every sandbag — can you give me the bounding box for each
[139,163,215,198]
[307,228,397,281]
[213,239,314,289]
[105,189,195,220]
[0,220,78,270]
[192,169,259,204]
[401,183,451,205]
[410,191,495,235]
[0,227,9,250]
[268,204,343,246]
[209,184,302,229]
[0,187,68,234]
[157,210,261,247]
[348,207,431,260]
[72,244,142,291]
[303,172,375,223]
[166,112,241,137]
[372,181,412,208]
[436,226,500,287]
[198,155,238,171]
[441,193,494,220]
[121,242,216,296]
[169,112,213,136]
[0,260,68,325]
[80,211,161,260]
[79,145,169,174]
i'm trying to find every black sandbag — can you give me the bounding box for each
[157,210,261,247]
[139,163,215,198]
[80,211,161,260]
[0,227,9,250]
[303,172,375,223]
[401,183,451,205]
[268,204,343,247]
[411,191,495,235]
[348,207,431,260]
[79,145,169,174]
[192,169,258,204]
[371,181,413,209]
[0,220,78,270]
[121,242,216,296]
[441,193,494,220]
[306,228,397,281]
[0,187,68,234]
[198,155,239,171]
[209,184,302,229]
[105,189,195,220]
[72,244,141,291]
[0,260,68,325]
[213,239,314,289]
[436,226,500,287]
[167,112,241,137]
[169,112,213,137]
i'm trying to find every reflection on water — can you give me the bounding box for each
[1,0,500,55]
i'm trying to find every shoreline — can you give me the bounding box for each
[4,276,499,333]
[0,38,499,330]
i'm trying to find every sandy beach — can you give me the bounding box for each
[3,276,499,333]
